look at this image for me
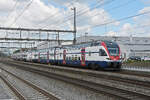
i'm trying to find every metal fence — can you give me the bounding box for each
[121,65,150,72]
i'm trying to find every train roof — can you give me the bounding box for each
[36,40,118,51]
[60,40,118,49]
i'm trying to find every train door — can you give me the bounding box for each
[47,51,49,63]
[81,48,86,66]
[54,48,56,61]
[63,50,66,64]
[31,52,33,62]
[38,52,40,62]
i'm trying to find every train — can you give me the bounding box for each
[12,40,122,70]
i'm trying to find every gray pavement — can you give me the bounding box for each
[0,85,12,100]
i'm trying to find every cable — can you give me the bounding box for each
[41,0,99,27]
[61,0,137,29]
[106,0,137,13]
[46,0,114,28]
[4,0,18,27]
[76,0,137,25]
[38,0,79,27]
[112,24,150,33]
[62,2,149,32]
[38,0,105,28]
[56,0,110,25]
[91,10,150,28]
[80,23,150,37]
[6,0,18,19]
[9,0,33,27]
[77,0,115,17]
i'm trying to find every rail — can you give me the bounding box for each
[2,60,150,100]
[0,67,60,100]
[0,73,25,100]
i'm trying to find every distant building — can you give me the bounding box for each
[77,36,150,59]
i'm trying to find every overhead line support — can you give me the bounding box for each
[72,7,77,44]
[0,27,74,33]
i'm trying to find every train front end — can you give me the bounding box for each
[101,41,122,70]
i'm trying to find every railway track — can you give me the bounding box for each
[115,69,150,77]
[9,59,150,78]
[2,60,150,100]
[7,60,150,82]
[0,67,59,100]
[0,73,25,100]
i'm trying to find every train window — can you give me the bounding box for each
[75,57,77,60]
[66,57,68,60]
[89,51,91,56]
[102,50,107,56]
[78,57,80,60]
[68,57,69,60]
[75,55,77,60]
[72,55,74,60]
[69,57,71,60]
[99,49,107,56]
[91,42,100,46]
[99,49,101,56]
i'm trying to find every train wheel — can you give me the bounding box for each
[92,64,99,70]
[88,64,92,69]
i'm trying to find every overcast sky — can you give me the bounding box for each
[0,0,150,39]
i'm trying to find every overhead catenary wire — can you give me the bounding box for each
[75,0,137,25]
[60,1,150,32]
[6,0,18,20]
[38,0,79,27]
[46,0,104,26]
[91,10,150,28]
[75,11,150,36]
[79,23,150,39]
[99,23,150,35]
[4,0,18,29]
[41,0,105,28]
[60,0,132,28]
[44,0,114,28]
[53,0,113,26]
[77,0,115,17]
[9,0,34,27]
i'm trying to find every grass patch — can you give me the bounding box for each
[123,60,150,67]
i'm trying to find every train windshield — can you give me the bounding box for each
[108,48,119,56]
[104,41,119,56]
